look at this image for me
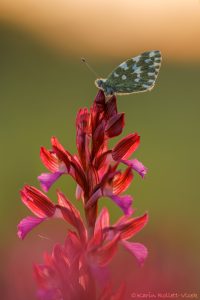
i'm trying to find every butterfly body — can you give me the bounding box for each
[95,50,162,96]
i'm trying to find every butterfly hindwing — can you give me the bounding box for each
[101,50,162,95]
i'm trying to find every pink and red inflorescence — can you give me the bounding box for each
[18,91,148,300]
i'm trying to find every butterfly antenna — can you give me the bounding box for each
[81,57,99,77]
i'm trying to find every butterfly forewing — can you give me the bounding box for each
[105,50,162,95]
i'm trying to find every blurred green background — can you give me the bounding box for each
[0,6,200,298]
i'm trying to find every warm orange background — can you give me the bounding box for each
[1,0,200,61]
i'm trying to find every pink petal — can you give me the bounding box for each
[105,113,125,138]
[17,216,45,239]
[109,194,133,216]
[122,241,148,265]
[112,133,140,161]
[38,172,63,192]
[122,158,147,178]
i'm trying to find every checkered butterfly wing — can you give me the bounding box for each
[105,50,162,95]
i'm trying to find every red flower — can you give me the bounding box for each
[35,237,126,300]
[18,186,147,265]
[18,91,149,299]
[33,205,147,299]
[18,185,87,242]
[38,91,147,228]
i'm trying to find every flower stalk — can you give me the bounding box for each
[18,90,148,300]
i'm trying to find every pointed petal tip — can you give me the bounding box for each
[95,89,106,103]
[38,172,63,192]
[122,158,148,178]
[122,241,148,266]
[109,194,133,216]
[17,216,45,240]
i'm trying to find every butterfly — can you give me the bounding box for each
[95,50,162,96]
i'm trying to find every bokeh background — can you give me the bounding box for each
[0,0,200,299]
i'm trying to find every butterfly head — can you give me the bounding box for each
[95,78,115,96]
[95,78,106,89]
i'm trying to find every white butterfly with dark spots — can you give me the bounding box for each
[95,50,162,96]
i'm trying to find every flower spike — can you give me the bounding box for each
[18,90,149,298]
